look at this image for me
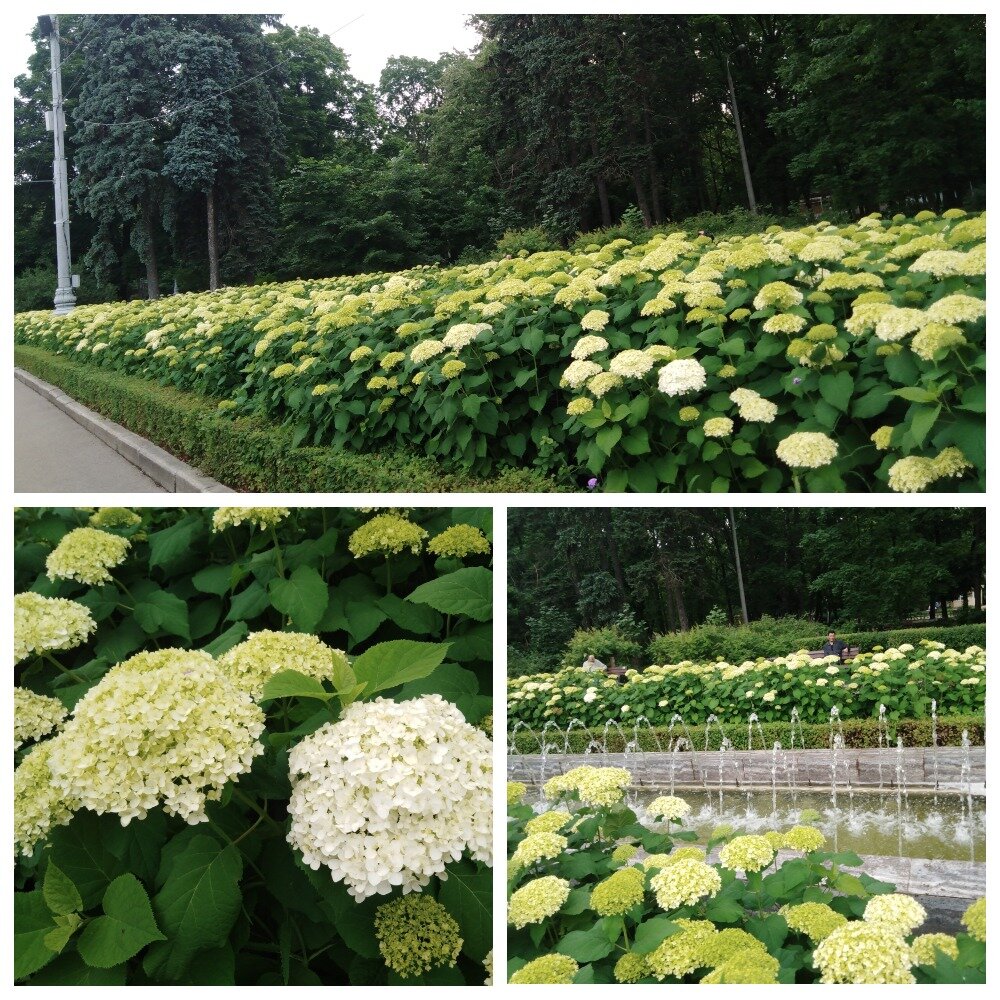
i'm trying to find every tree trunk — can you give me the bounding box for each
[973,582,982,610]
[631,168,653,227]
[141,203,160,300]
[940,599,949,623]
[643,108,664,224]
[207,186,219,292]
[606,528,627,597]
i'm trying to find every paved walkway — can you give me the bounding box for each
[15,378,163,492]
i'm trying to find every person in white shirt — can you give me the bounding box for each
[582,654,607,671]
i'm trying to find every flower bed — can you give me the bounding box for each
[506,769,986,983]
[14,506,493,986]
[14,210,985,492]
[507,641,985,729]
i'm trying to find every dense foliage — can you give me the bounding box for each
[14,211,986,492]
[506,640,985,730]
[14,506,492,985]
[15,15,984,305]
[506,774,986,983]
[508,508,986,661]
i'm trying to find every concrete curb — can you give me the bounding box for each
[15,367,234,494]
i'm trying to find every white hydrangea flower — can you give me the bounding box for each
[287,693,492,900]
[658,359,707,397]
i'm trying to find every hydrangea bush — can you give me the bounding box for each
[508,640,985,729]
[14,211,985,492]
[13,506,493,986]
[506,771,986,983]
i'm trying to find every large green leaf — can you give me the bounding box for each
[192,564,241,596]
[14,891,58,981]
[596,424,623,456]
[134,589,191,640]
[632,915,681,954]
[225,581,270,623]
[269,565,329,632]
[438,859,491,961]
[260,669,333,703]
[144,835,243,980]
[27,953,127,986]
[43,861,82,916]
[202,620,248,657]
[376,593,442,635]
[344,601,389,643]
[407,567,492,621]
[818,371,854,412]
[556,925,616,963]
[77,874,166,968]
[352,639,451,697]
[397,662,481,720]
[445,621,492,662]
[48,812,127,910]
[147,517,202,572]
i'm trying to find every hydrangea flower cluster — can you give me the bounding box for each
[647,918,718,978]
[862,893,926,935]
[961,896,985,941]
[218,630,349,699]
[286,694,492,899]
[812,921,915,984]
[509,954,579,984]
[657,358,707,397]
[46,527,131,585]
[14,741,75,857]
[543,765,631,806]
[211,507,290,533]
[646,794,691,821]
[348,513,428,557]
[14,687,67,750]
[911,933,959,965]
[650,858,722,910]
[373,894,463,978]
[701,948,780,984]
[781,901,848,942]
[507,875,571,928]
[88,506,142,529]
[510,832,568,871]
[426,523,491,558]
[13,592,96,664]
[775,431,839,470]
[614,951,650,983]
[524,810,572,835]
[782,824,826,852]
[590,866,645,916]
[48,655,265,825]
[718,834,775,872]
[507,781,527,806]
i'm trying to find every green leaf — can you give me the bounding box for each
[407,567,492,621]
[43,913,82,954]
[959,382,986,414]
[43,862,82,916]
[192,564,239,596]
[147,517,201,572]
[376,593,442,635]
[77,874,166,968]
[352,639,451,697]
[397,662,481,719]
[345,600,389,643]
[269,565,329,632]
[891,386,939,404]
[596,424,622,456]
[201,620,248,657]
[632,916,681,954]
[628,461,658,493]
[48,812,126,909]
[705,896,744,924]
[562,886,592,916]
[851,384,893,419]
[438,859,491,961]
[27,953,127,985]
[144,835,243,981]
[260,669,333,703]
[134,589,191,640]
[818,371,854,412]
[14,891,58,981]
[909,403,941,446]
[441,621,491,662]
[746,913,788,953]
[556,925,617,963]
[225,581,270,623]
[621,427,650,455]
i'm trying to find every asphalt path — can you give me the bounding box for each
[15,378,162,492]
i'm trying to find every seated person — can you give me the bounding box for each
[821,631,848,660]
[582,653,607,672]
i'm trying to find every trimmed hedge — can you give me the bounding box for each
[16,346,561,493]
[647,622,986,664]
[508,715,986,754]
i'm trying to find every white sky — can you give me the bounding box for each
[8,7,481,87]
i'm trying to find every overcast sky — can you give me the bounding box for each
[9,8,481,87]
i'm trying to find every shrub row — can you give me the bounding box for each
[16,346,558,494]
[646,621,987,665]
[508,715,986,753]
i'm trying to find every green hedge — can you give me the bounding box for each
[16,346,560,493]
[563,626,645,668]
[509,715,985,753]
[647,621,986,664]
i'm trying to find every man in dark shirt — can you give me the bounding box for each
[821,631,848,660]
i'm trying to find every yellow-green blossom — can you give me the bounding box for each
[961,897,985,941]
[349,513,428,557]
[590,866,645,917]
[427,524,491,559]
[211,507,289,533]
[14,687,67,750]
[46,528,131,586]
[509,954,578,984]
[508,875,571,928]
[374,894,463,978]
[14,592,96,664]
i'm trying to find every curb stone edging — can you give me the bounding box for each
[15,367,235,494]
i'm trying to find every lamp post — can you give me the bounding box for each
[728,507,749,625]
[725,44,757,216]
[39,14,77,313]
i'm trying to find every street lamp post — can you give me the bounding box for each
[725,44,757,216]
[40,14,77,314]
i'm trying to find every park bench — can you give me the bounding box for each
[807,646,859,663]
